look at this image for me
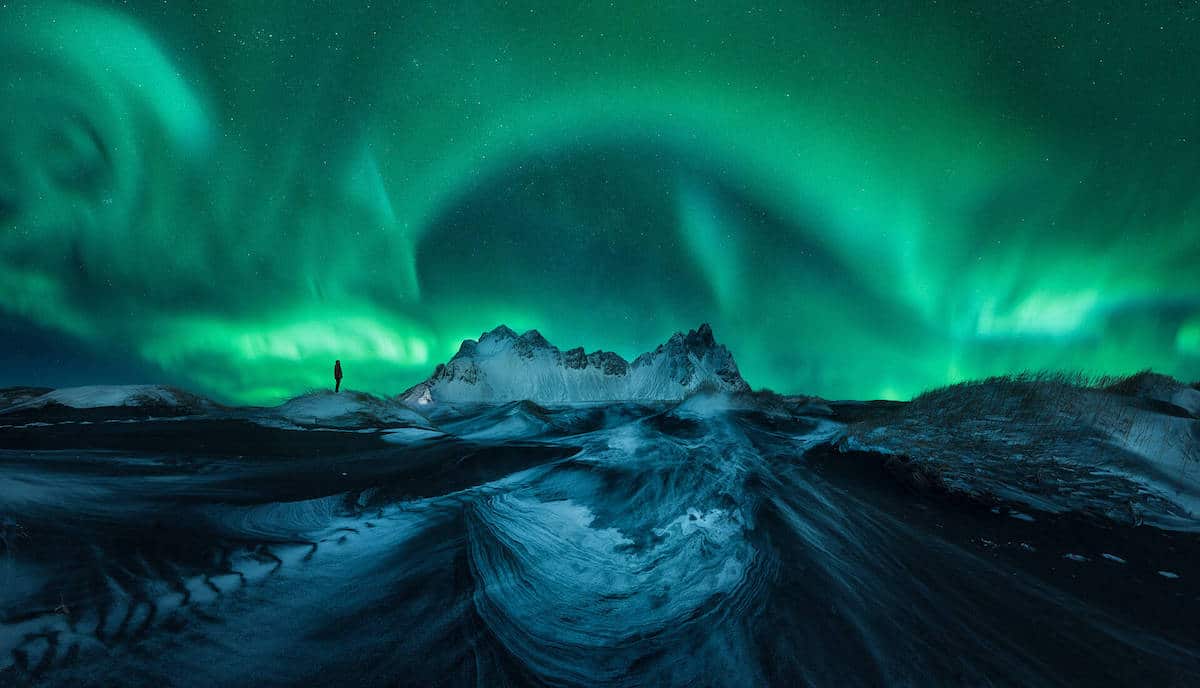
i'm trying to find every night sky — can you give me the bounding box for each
[2,1,1198,404]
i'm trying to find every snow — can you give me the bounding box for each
[2,378,1197,683]
[439,402,557,440]
[469,493,754,675]
[1115,372,1200,416]
[1098,406,1200,520]
[670,391,739,417]
[1171,388,1200,416]
[840,378,1200,532]
[275,392,370,420]
[381,427,444,444]
[401,324,749,404]
[264,390,431,430]
[14,385,185,410]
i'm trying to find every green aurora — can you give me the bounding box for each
[1,1,1198,404]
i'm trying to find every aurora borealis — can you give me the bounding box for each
[1,1,1198,404]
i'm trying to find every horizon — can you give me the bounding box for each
[3,320,1196,407]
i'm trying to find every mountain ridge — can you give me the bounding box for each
[401,323,750,404]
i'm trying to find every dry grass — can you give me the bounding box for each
[859,369,1200,471]
[909,370,1191,426]
[840,370,1200,526]
[911,370,1162,406]
[1102,369,1158,396]
[903,372,1102,442]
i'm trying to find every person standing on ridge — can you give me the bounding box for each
[334,360,343,393]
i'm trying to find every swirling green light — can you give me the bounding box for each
[1,1,1197,403]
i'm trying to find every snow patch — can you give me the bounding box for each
[381,427,445,444]
[9,385,189,411]
[1171,388,1200,416]
[841,378,1200,531]
[262,390,431,430]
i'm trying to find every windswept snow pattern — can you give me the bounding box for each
[1,384,1198,686]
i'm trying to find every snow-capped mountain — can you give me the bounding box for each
[401,324,750,404]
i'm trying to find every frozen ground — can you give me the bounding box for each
[256,390,433,431]
[839,373,1200,531]
[0,382,1198,686]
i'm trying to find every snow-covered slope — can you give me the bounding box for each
[840,375,1200,531]
[262,390,432,430]
[1106,371,1200,417]
[438,400,560,441]
[0,387,52,411]
[1,385,208,413]
[401,324,749,404]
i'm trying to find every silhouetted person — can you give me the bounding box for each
[334,359,343,393]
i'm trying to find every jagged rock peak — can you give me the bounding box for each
[636,323,728,363]
[453,339,479,359]
[480,324,519,341]
[401,322,750,404]
[514,329,554,358]
[519,329,551,345]
[684,323,716,348]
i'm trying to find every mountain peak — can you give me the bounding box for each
[401,323,749,404]
[518,328,552,348]
[644,323,727,363]
[681,323,716,349]
[480,324,518,341]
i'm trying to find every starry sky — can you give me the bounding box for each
[1,1,1198,404]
